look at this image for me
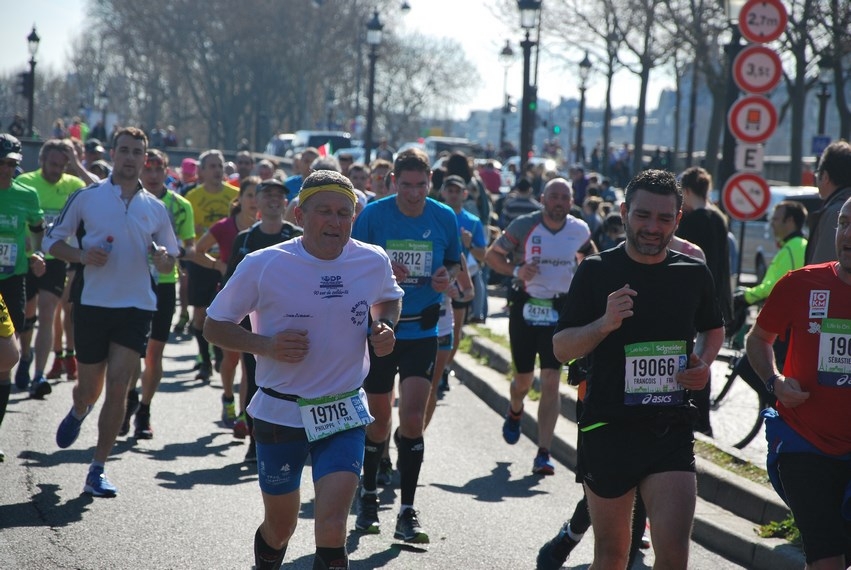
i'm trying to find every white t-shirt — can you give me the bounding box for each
[206,237,403,427]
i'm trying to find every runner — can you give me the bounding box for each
[0,293,21,461]
[553,169,724,568]
[351,148,461,543]
[204,170,402,570]
[485,177,595,475]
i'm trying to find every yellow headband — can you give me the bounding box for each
[299,183,357,207]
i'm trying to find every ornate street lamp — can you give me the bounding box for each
[517,0,541,172]
[817,52,834,137]
[363,10,383,163]
[26,25,40,137]
[498,40,515,155]
[576,51,592,165]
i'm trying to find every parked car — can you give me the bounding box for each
[264,133,295,157]
[728,185,821,280]
[291,130,352,155]
[423,136,476,164]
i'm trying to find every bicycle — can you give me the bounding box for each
[709,303,776,450]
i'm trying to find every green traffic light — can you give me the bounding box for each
[552,125,561,134]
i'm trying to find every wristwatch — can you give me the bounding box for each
[512,265,521,278]
[765,374,781,394]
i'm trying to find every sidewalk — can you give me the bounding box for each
[449,300,805,569]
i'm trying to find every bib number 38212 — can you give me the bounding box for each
[298,388,374,442]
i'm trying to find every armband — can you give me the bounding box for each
[29,223,45,233]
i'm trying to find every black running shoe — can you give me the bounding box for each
[536,521,579,570]
[195,362,212,382]
[134,406,154,439]
[394,507,429,544]
[355,493,380,534]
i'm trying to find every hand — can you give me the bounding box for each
[446,281,461,300]
[390,260,409,284]
[431,266,451,292]
[369,321,396,357]
[265,329,309,363]
[775,376,810,409]
[733,291,748,313]
[517,259,539,281]
[461,228,473,249]
[29,253,46,277]
[600,284,637,333]
[675,353,710,391]
[82,247,109,267]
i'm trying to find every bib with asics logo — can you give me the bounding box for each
[624,340,687,406]
[386,239,433,286]
[817,318,851,387]
[298,388,374,442]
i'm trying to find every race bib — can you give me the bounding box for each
[386,240,433,286]
[817,319,851,387]
[624,340,687,406]
[0,238,17,275]
[523,298,558,327]
[298,388,374,442]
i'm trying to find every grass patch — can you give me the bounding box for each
[694,440,770,486]
[468,324,511,349]
[757,514,801,545]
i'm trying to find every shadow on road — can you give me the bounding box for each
[429,461,546,502]
[0,483,94,529]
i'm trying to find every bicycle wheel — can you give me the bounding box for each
[709,362,765,452]
[710,356,740,409]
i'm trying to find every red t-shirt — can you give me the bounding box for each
[209,216,239,264]
[756,262,851,455]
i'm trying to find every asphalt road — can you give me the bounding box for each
[1,325,749,569]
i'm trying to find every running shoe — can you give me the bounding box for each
[45,356,66,379]
[355,492,380,534]
[84,465,118,497]
[502,408,522,444]
[244,439,257,463]
[56,405,92,448]
[134,406,154,439]
[29,375,52,399]
[533,450,555,476]
[0,449,5,462]
[377,457,393,486]
[537,521,580,570]
[394,508,429,544]
[438,368,450,392]
[221,396,237,428]
[14,355,31,391]
[233,413,250,439]
[195,362,212,382]
[120,390,140,436]
[64,354,78,380]
[173,311,189,335]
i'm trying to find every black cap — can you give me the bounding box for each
[85,139,105,153]
[256,178,289,195]
[443,174,466,189]
[0,134,23,161]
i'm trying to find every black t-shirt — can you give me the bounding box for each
[676,207,732,326]
[224,221,303,282]
[556,244,723,425]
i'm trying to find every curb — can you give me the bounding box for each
[454,326,804,570]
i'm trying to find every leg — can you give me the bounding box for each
[34,291,61,374]
[424,344,451,430]
[396,375,430,508]
[141,339,166,405]
[536,368,561,450]
[93,343,141,464]
[220,349,240,400]
[314,471,360,547]
[585,483,636,570]
[638,471,697,570]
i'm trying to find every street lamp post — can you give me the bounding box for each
[718,0,747,195]
[576,51,592,165]
[98,89,110,129]
[517,0,541,173]
[363,10,383,164]
[816,53,834,137]
[26,25,40,137]
[498,40,515,157]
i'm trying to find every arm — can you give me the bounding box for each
[204,318,309,364]
[743,242,793,304]
[192,230,227,273]
[746,322,810,408]
[368,298,402,357]
[552,284,637,362]
[675,326,724,391]
[48,239,108,267]
[62,145,99,186]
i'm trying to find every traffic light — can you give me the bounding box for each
[17,71,33,99]
[552,124,561,135]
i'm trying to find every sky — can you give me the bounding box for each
[2,0,670,120]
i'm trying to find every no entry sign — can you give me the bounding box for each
[722,172,771,222]
[728,95,778,144]
[734,45,782,94]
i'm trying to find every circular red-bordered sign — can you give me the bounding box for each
[739,0,788,44]
[734,45,782,94]
[728,95,778,144]
[722,172,771,222]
